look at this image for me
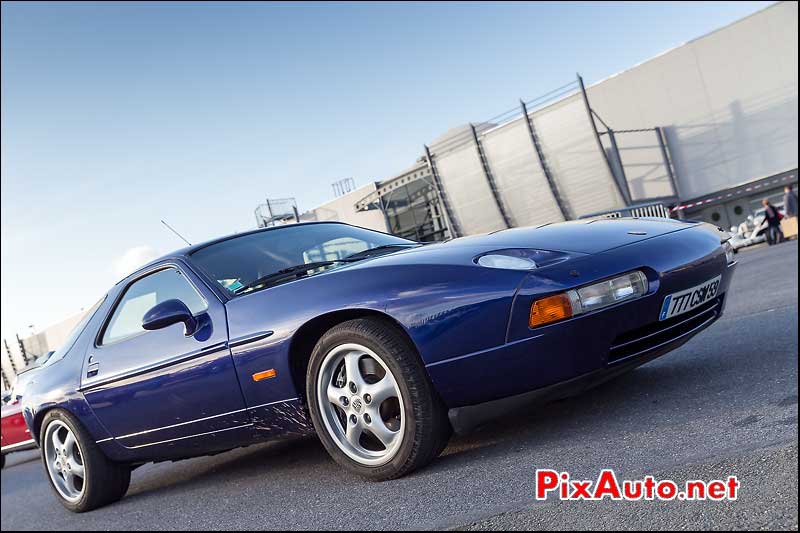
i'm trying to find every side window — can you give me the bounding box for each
[101,267,207,345]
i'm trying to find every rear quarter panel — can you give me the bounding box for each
[22,291,119,450]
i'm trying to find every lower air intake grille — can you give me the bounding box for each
[609,296,722,364]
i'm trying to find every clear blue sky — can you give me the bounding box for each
[1,1,773,340]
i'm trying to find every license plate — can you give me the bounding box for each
[659,275,721,321]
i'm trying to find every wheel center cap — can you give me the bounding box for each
[351,397,363,413]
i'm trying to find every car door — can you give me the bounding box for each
[80,261,249,452]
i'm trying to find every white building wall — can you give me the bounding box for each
[482,118,566,227]
[586,1,798,201]
[303,183,389,232]
[434,141,508,234]
[532,93,626,217]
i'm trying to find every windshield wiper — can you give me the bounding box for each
[233,244,420,295]
[343,243,420,262]
[234,261,347,294]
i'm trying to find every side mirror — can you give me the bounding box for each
[142,299,198,336]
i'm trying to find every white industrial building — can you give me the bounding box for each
[326,2,798,238]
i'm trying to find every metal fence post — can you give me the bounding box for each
[470,123,513,228]
[377,190,394,236]
[266,199,274,220]
[656,126,680,199]
[4,339,18,377]
[607,129,633,203]
[424,145,461,238]
[577,73,630,206]
[16,334,29,366]
[521,99,572,220]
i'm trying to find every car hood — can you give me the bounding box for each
[329,218,701,275]
[451,218,699,254]
[396,218,696,257]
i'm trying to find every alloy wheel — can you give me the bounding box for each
[44,420,85,502]
[316,343,405,466]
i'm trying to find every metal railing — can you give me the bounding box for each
[579,202,673,220]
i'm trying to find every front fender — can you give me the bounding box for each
[223,262,527,408]
[378,263,528,365]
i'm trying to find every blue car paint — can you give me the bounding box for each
[22,219,735,464]
[429,226,736,407]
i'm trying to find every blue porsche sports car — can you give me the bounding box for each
[23,219,736,511]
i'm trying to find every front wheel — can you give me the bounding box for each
[40,410,130,512]
[306,318,451,480]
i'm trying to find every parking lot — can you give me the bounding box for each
[1,241,797,531]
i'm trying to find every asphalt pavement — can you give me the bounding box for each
[1,240,797,531]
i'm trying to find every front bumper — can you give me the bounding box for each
[426,226,737,410]
[446,295,725,433]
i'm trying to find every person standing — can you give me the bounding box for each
[762,198,783,245]
[782,184,798,240]
[784,184,798,218]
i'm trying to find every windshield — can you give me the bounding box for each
[190,223,415,295]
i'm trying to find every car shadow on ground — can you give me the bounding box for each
[121,436,330,501]
[0,451,44,498]
[3,450,40,469]
[117,353,722,505]
[425,360,713,473]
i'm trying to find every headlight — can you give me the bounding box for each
[529,271,649,328]
[568,271,649,315]
[723,241,735,264]
[477,254,537,270]
[475,249,572,271]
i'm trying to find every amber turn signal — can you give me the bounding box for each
[529,293,574,328]
[252,369,277,382]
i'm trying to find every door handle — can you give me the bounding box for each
[87,360,100,378]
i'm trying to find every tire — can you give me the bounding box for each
[1,454,5,469]
[306,318,451,480]
[39,409,131,512]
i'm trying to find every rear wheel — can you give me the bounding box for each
[40,410,130,512]
[306,318,451,480]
